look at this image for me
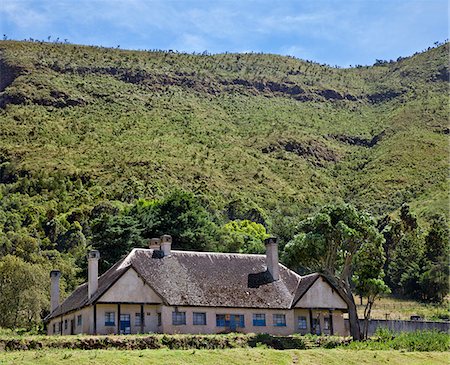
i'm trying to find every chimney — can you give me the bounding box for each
[149,238,161,250]
[160,235,172,256]
[50,270,61,312]
[88,250,100,299]
[265,237,280,281]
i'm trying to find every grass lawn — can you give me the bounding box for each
[0,348,448,365]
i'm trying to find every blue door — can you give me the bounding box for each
[230,315,236,331]
[120,314,131,334]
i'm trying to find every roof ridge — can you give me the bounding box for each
[132,247,266,257]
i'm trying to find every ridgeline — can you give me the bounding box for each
[0,41,448,221]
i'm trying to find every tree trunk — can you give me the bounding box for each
[325,272,361,340]
[346,290,361,340]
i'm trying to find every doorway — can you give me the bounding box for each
[120,314,131,334]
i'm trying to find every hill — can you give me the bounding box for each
[0,41,448,224]
[0,40,448,328]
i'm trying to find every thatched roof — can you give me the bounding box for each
[46,248,338,320]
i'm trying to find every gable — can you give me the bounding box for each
[294,276,347,309]
[98,268,163,303]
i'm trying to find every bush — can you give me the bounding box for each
[345,329,449,352]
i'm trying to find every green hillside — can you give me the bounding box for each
[0,41,448,329]
[0,41,448,221]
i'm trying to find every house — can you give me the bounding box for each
[45,235,349,336]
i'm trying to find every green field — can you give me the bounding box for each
[356,296,449,321]
[0,348,448,365]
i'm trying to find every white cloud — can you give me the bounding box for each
[1,0,48,29]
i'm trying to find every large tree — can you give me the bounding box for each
[419,215,449,303]
[0,255,48,329]
[130,190,220,252]
[283,204,385,340]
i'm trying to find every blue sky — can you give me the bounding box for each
[0,0,448,67]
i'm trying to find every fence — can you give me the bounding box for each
[344,319,449,336]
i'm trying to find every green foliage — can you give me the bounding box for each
[91,213,144,273]
[419,215,449,303]
[0,255,48,329]
[130,190,220,252]
[283,204,386,339]
[345,329,449,352]
[220,220,269,253]
[283,204,384,278]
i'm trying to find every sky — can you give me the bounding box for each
[0,0,448,67]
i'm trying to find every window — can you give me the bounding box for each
[273,314,286,327]
[105,312,115,326]
[64,319,68,330]
[172,311,186,325]
[135,313,142,326]
[235,314,245,328]
[298,316,307,330]
[53,323,56,333]
[216,314,244,328]
[157,313,162,326]
[77,315,82,327]
[253,313,266,326]
[324,317,330,330]
[216,314,227,327]
[193,312,207,325]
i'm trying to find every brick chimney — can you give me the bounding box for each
[264,237,280,281]
[50,270,61,312]
[88,250,100,299]
[160,235,172,256]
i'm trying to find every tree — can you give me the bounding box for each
[0,255,48,329]
[283,204,385,340]
[419,215,449,303]
[91,214,144,273]
[130,190,220,251]
[220,220,269,253]
[353,241,390,339]
[382,205,424,299]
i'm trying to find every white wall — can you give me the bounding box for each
[295,277,347,309]
[98,268,163,303]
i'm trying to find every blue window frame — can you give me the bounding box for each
[216,314,244,328]
[105,312,115,326]
[216,314,228,327]
[172,311,186,325]
[253,313,266,326]
[193,312,207,325]
[273,314,286,327]
[236,314,245,328]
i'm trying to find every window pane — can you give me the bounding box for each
[105,312,115,326]
[172,311,186,325]
[273,314,286,326]
[253,313,266,326]
[216,314,225,327]
[157,313,162,326]
[324,317,330,330]
[135,313,142,326]
[193,312,206,325]
[298,316,307,329]
[77,315,82,327]
[236,314,245,328]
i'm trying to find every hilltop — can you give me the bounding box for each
[0,41,448,223]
